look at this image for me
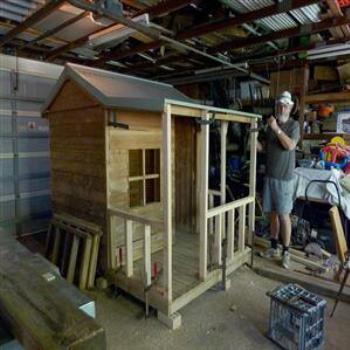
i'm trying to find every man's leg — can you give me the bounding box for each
[279,214,291,249]
[270,211,279,250]
[279,214,291,268]
[270,211,280,240]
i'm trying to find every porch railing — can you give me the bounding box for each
[107,208,163,288]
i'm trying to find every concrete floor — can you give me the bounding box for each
[93,266,350,350]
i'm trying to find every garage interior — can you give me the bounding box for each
[1,1,350,349]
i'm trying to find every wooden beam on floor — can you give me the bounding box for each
[0,233,106,349]
[253,256,350,304]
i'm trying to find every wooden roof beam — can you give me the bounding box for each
[211,14,350,53]
[93,0,320,65]
[229,37,350,64]
[0,0,66,48]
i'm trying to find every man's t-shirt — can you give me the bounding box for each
[266,118,300,181]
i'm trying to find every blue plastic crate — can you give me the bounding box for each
[267,284,326,350]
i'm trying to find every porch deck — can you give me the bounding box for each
[111,230,251,316]
[138,232,199,300]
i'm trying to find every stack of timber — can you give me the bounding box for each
[0,232,106,349]
[46,213,102,289]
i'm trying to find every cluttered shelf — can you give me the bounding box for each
[303,133,350,141]
[305,91,350,104]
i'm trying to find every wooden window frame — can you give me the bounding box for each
[129,149,160,207]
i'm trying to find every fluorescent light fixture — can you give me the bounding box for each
[307,43,350,60]
[308,50,350,60]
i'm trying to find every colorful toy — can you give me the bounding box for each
[320,142,350,171]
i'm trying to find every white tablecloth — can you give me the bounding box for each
[294,167,350,219]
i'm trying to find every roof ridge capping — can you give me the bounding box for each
[65,62,176,89]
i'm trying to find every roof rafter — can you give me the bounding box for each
[45,0,195,61]
[211,14,350,53]
[92,0,320,66]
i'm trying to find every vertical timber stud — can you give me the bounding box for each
[227,209,235,261]
[238,205,246,252]
[107,213,117,270]
[248,118,258,245]
[199,110,209,280]
[142,150,146,205]
[220,122,228,205]
[125,220,134,277]
[163,103,172,304]
[214,213,222,264]
[144,225,152,287]
[220,121,228,262]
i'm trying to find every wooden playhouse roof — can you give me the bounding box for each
[42,63,193,113]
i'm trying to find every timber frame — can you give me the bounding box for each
[107,99,259,328]
[43,64,259,329]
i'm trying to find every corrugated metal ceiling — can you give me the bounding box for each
[0,0,45,22]
[220,0,321,32]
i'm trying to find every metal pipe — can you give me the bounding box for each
[68,0,269,84]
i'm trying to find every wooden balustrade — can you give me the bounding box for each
[108,208,163,287]
[205,195,254,272]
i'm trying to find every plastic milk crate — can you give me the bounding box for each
[267,284,326,350]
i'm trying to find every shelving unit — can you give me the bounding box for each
[305,91,350,104]
[303,133,350,142]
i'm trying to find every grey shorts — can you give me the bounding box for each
[263,176,295,215]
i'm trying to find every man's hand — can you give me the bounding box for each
[268,115,296,151]
[267,116,279,133]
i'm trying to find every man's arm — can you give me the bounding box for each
[267,116,297,151]
[257,140,265,152]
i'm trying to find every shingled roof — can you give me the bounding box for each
[42,63,193,113]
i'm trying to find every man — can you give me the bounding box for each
[259,91,300,269]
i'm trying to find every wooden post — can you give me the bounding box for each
[220,121,228,205]
[208,193,214,235]
[199,110,209,280]
[142,149,146,205]
[227,209,235,261]
[299,65,309,146]
[248,118,257,245]
[107,213,117,270]
[214,213,222,265]
[144,224,151,287]
[220,120,228,267]
[162,103,172,303]
[238,205,246,252]
[125,219,134,277]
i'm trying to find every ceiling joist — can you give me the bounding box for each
[93,0,320,66]
[211,14,350,53]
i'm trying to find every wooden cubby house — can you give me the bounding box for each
[43,64,260,329]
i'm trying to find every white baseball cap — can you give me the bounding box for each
[276,91,294,106]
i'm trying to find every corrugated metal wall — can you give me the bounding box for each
[0,54,63,236]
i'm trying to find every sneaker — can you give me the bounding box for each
[282,251,290,269]
[259,247,280,259]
